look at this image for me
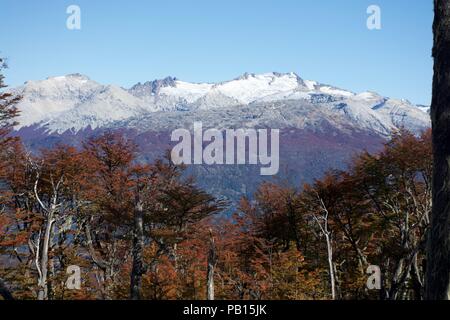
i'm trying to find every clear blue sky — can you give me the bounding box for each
[0,0,433,105]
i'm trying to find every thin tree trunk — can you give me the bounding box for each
[84,222,108,271]
[286,197,302,252]
[427,0,450,300]
[130,202,145,300]
[207,229,217,300]
[37,212,55,301]
[411,253,424,300]
[325,232,336,300]
[315,196,337,300]
[389,258,405,300]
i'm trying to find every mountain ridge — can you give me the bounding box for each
[10,72,430,135]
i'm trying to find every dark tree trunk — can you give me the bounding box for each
[0,278,14,300]
[130,203,145,300]
[286,197,302,252]
[426,0,450,300]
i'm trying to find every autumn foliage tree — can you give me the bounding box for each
[254,129,432,300]
[0,58,20,300]
[74,133,224,300]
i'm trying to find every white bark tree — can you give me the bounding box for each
[312,194,336,300]
[207,229,217,300]
[29,161,64,300]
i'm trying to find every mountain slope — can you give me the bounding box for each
[11,72,430,135]
[11,72,431,204]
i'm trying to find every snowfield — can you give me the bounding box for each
[11,72,430,135]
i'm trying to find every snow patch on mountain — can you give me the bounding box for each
[10,72,430,135]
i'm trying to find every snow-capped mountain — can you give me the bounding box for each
[10,71,431,204]
[11,72,430,135]
[12,73,156,131]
